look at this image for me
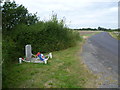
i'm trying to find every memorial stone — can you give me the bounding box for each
[25,45,32,60]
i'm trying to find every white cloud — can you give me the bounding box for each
[6,0,118,29]
[109,7,118,12]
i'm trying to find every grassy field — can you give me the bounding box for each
[3,31,99,88]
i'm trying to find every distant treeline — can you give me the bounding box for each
[74,27,119,31]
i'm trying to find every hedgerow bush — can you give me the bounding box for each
[2,15,81,86]
[2,1,81,87]
[3,15,81,64]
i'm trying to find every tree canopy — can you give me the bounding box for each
[2,1,38,30]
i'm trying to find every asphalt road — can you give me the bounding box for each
[81,32,118,88]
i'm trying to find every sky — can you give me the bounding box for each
[4,0,119,29]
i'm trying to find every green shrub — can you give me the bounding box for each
[3,15,81,63]
[2,15,81,86]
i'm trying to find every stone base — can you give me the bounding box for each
[30,58,44,63]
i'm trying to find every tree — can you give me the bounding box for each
[2,1,38,30]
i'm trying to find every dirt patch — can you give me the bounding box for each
[78,31,103,36]
[44,79,57,88]
[83,36,89,39]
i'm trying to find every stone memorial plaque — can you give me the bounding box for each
[25,45,32,60]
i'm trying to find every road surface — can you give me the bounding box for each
[81,32,118,88]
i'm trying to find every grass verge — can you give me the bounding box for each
[3,40,98,88]
[109,32,120,40]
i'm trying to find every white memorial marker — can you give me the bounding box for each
[25,45,32,61]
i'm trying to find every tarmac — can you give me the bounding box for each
[81,32,119,88]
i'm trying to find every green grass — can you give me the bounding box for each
[109,32,120,40]
[3,41,98,88]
